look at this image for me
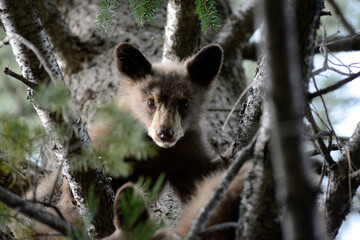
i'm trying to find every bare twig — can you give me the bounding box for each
[345,146,352,205]
[6,32,62,83]
[0,35,10,48]
[31,200,66,220]
[312,27,357,78]
[186,135,257,240]
[309,104,334,136]
[207,108,240,113]
[350,169,360,178]
[32,232,63,238]
[222,81,255,130]
[327,0,356,35]
[306,107,337,169]
[197,222,238,236]
[324,122,360,238]
[244,33,360,61]
[3,67,38,89]
[48,167,63,205]
[0,186,76,237]
[326,33,360,50]
[0,1,115,235]
[306,144,340,157]
[311,77,342,153]
[308,71,360,99]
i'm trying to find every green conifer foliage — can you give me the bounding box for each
[95,0,221,36]
[95,0,121,37]
[195,0,221,34]
[129,0,168,28]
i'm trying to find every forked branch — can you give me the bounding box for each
[0,186,76,237]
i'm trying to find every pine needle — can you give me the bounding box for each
[195,0,221,34]
[94,0,121,37]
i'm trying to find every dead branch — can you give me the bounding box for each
[242,33,360,61]
[327,0,356,35]
[0,0,114,237]
[311,75,343,153]
[306,144,340,157]
[0,35,9,48]
[0,185,76,237]
[323,122,360,239]
[222,81,255,130]
[306,107,337,169]
[308,71,360,99]
[197,222,238,236]
[3,67,38,89]
[31,200,66,220]
[317,33,360,53]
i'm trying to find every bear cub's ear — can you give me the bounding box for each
[115,43,152,80]
[186,44,223,86]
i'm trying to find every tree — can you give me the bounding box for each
[0,0,360,239]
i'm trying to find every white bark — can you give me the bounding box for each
[0,0,114,236]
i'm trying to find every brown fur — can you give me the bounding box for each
[15,43,224,238]
[103,163,250,240]
[153,163,250,240]
[90,43,225,202]
[12,171,80,239]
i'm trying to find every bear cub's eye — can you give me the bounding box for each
[178,99,189,112]
[147,99,156,109]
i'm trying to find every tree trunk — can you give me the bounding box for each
[0,0,114,237]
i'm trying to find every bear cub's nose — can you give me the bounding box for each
[157,127,174,141]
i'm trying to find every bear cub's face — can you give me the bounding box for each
[115,43,223,148]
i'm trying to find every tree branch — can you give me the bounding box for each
[186,135,257,240]
[0,0,114,237]
[33,0,102,74]
[3,67,38,89]
[306,107,337,169]
[323,122,360,239]
[162,0,200,61]
[242,33,360,61]
[232,56,266,155]
[236,105,281,240]
[306,144,340,157]
[215,0,259,63]
[308,71,360,99]
[318,33,360,53]
[0,35,9,48]
[263,0,324,239]
[197,222,238,236]
[327,0,356,35]
[0,185,76,237]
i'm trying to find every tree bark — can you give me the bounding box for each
[0,0,114,237]
[232,56,266,155]
[162,0,200,61]
[0,186,75,236]
[237,106,281,240]
[262,0,324,239]
[323,122,360,239]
